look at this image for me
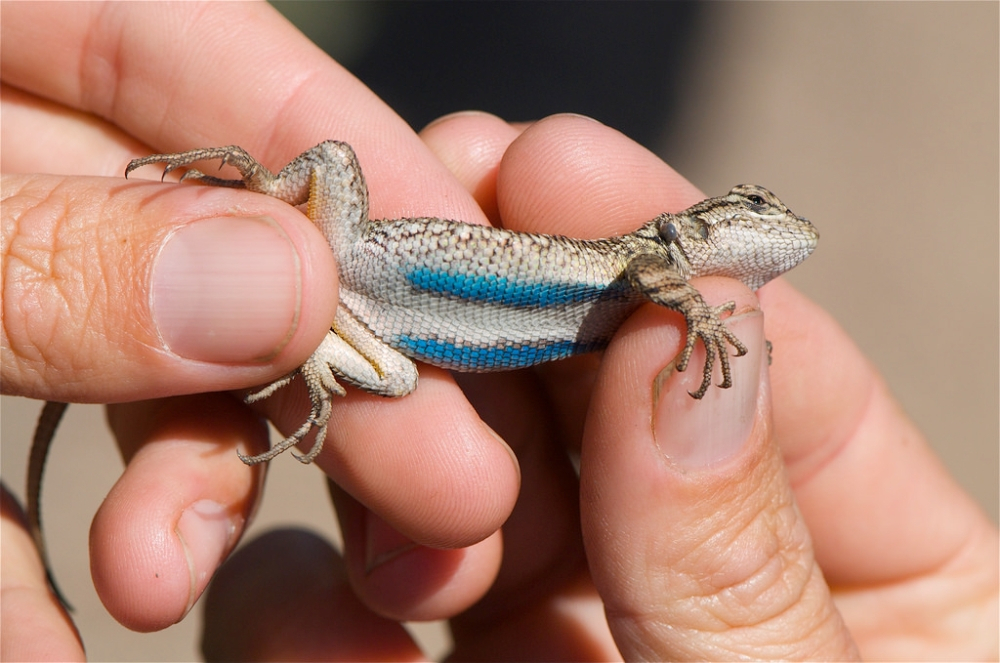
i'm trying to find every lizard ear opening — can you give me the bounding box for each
[659,220,679,246]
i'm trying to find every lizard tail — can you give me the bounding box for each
[27,400,73,611]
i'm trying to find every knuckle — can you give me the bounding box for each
[2,176,153,398]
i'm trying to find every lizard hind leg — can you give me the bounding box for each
[239,339,347,465]
[125,145,265,189]
[239,307,420,464]
[125,142,357,208]
[235,302,424,466]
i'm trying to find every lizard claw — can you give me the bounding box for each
[625,253,751,399]
[238,355,346,465]
[677,299,748,399]
[125,146,263,190]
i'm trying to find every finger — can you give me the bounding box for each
[330,479,503,622]
[1,2,487,226]
[497,114,705,237]
[1,84,146,176]
[250,367,520,550]
[423,112,704,238]
[328,368,586,624]
[2,173,338,403]
[581,279,859,660]
[0,484,84,662]
[759,280,1000,657]
[763,279,994,579]
[420,111,523,225]
[448,371,582,615]
[90,395,265,632]
[201,529,423,662]
[445,372,618,661]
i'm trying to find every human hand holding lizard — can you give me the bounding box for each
[2,3,995,661]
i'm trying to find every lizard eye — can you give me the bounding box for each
[744,193,770,214]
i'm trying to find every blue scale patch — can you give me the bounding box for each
[405,267,608,308]
[394,335,597,370]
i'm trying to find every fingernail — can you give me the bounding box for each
[364,510,418,574]
[151,217,301,362]
[177,500,237,617]
[654,311,764,468]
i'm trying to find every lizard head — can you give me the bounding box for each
[658,184,819,291]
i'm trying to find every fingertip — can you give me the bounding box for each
[93,395,264,631]
[496,114,704,237]
[420,111,521,224]
[652,284,766,469]
[3,174,339,403]
[332,486,504,622]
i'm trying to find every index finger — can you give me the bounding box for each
[1,2,486,225]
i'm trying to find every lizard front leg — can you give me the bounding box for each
[626,252,748,399]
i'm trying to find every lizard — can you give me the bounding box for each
[27,140,819,609]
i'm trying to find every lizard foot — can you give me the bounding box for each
[675,300,748,399]
[125,146,264,188]
[625,252,749,399]
[239,354,347,465]
[125,142,354,207]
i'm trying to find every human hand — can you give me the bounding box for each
[197,114,998,660]
[1,2,518,657]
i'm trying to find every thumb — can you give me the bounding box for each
[1,172,337,403]
[580,278,858,661]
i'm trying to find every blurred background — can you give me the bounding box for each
[3,3,996,660]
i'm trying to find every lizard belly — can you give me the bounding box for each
[341,288,640,371]
[340,220,642,371]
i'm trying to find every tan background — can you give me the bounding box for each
[2,3,996,660]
